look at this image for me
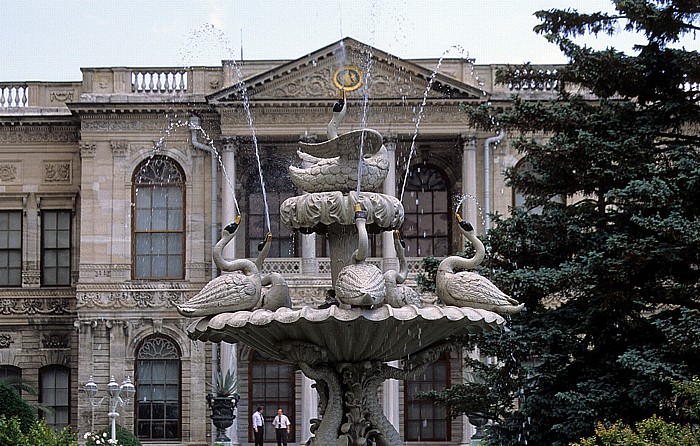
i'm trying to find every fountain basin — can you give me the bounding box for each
[187,304,504,363]
[281,191,403,234]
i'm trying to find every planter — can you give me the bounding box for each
[207,393,240,442]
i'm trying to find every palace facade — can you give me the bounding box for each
[0,38,559,445]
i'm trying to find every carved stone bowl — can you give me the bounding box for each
[187,304,504,363]
[280,191,404,234]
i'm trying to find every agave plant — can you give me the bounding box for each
[207,369,238,397]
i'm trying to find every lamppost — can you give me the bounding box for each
[84,375,135,443]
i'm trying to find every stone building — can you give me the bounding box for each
[0,38,559,445]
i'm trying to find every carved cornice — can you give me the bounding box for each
[0,297,74,315]
[0,125,78,143]
[76,290,190,309]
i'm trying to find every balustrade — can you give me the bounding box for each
[0,84,29,108]
[259,257,425,278]
[508,67,559,91]
[131,70,188,93]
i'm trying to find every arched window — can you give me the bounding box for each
[39,365,70,430]
[248,351,295,443]
[404,352,451,442]
[136,336,181,440]
[402,164,451,257]
[132,156,185,279]
[0,365,21,393]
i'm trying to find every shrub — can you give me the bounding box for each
[0,381,35,433]
[85,424,142,446]
[0,417,77,446]
[572,415,700,446]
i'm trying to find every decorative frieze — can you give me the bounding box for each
[50,91,75,103]
[81,120,139,132]
[0,298,73,315]
[0,126,78,143]
[77,290,189,309]
[43,161,71,183]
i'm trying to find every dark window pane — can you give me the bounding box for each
[0,211,22,287]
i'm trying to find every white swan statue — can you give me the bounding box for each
[335,203,386,306]
[384,230,422,308]
[177,216,290,316]
[436,214,524,315]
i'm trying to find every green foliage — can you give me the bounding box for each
[208,368,239,397]
[0,417,77,446]
[425,2,700,445]
[0,381,35,433]
[572,416,700,446]
[85,424,142,446]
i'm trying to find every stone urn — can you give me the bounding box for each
[206,393,240,442]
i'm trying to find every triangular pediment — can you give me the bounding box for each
[208,37,487,104]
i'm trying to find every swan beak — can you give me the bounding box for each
[354,202,367,220]
[393,230,400,240]
[257,232,272,251]
[455,213,474,232]
[223,215,242,234]
[332,98,345,113]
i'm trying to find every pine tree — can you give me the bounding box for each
[426,2,700,445]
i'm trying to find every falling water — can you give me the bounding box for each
[398,45,466,203]
[183,24,271,232]
[355,45,374,201]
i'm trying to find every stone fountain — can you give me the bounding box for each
[181,98,518,446]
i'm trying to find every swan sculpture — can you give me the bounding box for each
[335,203,386,306]
[384,230,422,308]
[177,216,290,317]
[436,214,524,315]
[327,89,347,139]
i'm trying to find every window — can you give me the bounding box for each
[402,165,451,257]
[41,210,71,286]
[0,365,21,393]
[0,211,22,286]
[132,157,185,279]
[404,353,450,442]
[249,351,295,443]
[136,336,180,440]
[248,191,296,258]
[39,365,70,430]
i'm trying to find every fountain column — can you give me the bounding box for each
[301,374,318,445]
[382,361,400,432]
[220,136,240,445]
[300,133,319,275]
[461,134,478,235]
[382,135,398,272]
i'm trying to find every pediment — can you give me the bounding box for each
[208,38,487,104]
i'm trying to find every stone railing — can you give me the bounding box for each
[260,257,426,279]
[131,69,188,93]
[0,84,29,108]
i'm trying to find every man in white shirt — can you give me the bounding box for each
[273,407,291,446]
[252,406,265,446]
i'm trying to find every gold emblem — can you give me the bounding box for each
[333,66,363,91]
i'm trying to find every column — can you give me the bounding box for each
[461,134,478,235]
[301,374,318,445]
[300,133,318,274]
[381,135,398,272]
[382,360,401,432]
[220,137,240,444]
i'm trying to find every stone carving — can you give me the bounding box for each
[0,126,77,143]
[79,143,96,158]
[436,214,524,315]
[110,140,129,157]
[384,231,422,308]
[81,120,139,132]
[76,289,187,309]
[50,91,74,103]
[42,333,69,349]
[44,162,71,183]
[0,334,13,349]
[290,129,389,193]
[177,216,291,317]
[0,164,18,182]
[0,298,73,315]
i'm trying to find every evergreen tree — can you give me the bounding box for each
[426,1,700,445]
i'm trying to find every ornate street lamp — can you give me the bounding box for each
[84,375,135,443]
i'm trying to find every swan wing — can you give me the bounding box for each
[177,273,260,316]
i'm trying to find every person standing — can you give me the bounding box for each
[252,406,265,446]
[273,407,291,446]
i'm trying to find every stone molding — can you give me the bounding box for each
[0,126,78,143]
[111,140,129,157]
[79,142,96,158]
[0,297,73,315]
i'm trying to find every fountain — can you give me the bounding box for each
[179,96,521,445]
